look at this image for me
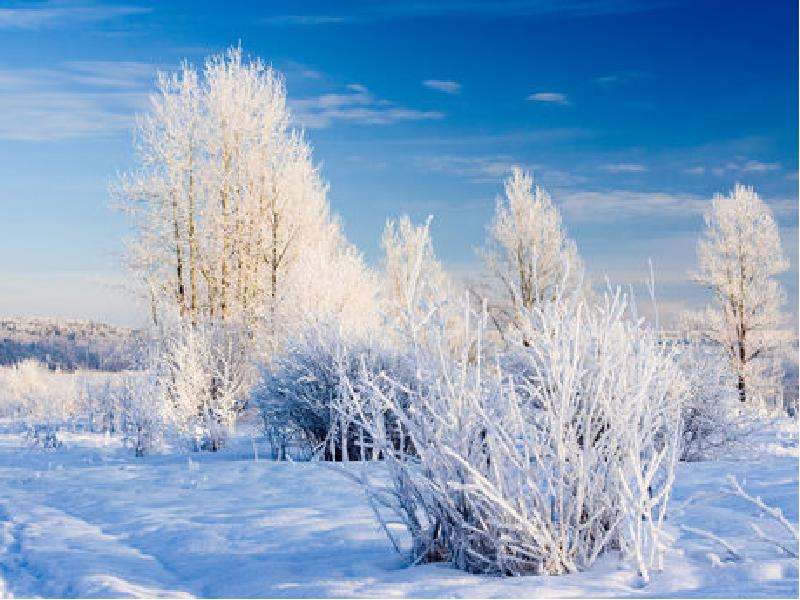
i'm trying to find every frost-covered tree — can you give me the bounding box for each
[114,46,375,349]
[156,322,255,451]
[690,184,789,406]
[380,215,450,346]
[290,218,379,341]
[481,167,583,342]
[113,47,377,449]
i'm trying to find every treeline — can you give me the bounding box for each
[0,318,145,371]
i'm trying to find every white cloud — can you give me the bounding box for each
[593,70,647,86]
[742,160,780,172]
[0,63,442,138]
[280,61,324,81]
[259,14,348,26]
[601,163,646,173]
[527,92,569,105]
[422,79,462,94]
[291,84,443,128]
[412,154,587,187]
[707,158,781,176]
[556,189,798,222]
[0,1,149,30]
[685,166,706,175]
[345,83,369,94]
[0,61,153,141]
[414,154,517,180]
[556,190,706,220]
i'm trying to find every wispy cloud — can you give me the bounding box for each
[0,1,149,30]
[556,189,798,221]
[527,91,570,105]
[422,79,462,94]
[330,128,593,148]
[685,166,706,175]
[0,61,153,141]
[600,163,647,173]
[412,154,587,186]
[707,158,782,177]
[414,154,518,181]
[741,160,780,172]
[280,60,325,81]
[259,14,348,26]
[290,84,444,128]
[593,70,647,86]
[259,1,672,26]
[557,190,705,220]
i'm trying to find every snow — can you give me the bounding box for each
[0,421,796,598]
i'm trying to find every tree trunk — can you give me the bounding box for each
[188,162,198,325]
[220,149,231,320]
[171,191,186,316]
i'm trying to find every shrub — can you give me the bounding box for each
[340,290,685,581]
[254,321,412,461]
[677,342,763,461]
[154,321,255,452]
[0,360,76,446]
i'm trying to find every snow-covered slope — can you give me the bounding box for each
[0,424,796,598]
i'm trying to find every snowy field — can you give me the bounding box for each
[0,420,796,599]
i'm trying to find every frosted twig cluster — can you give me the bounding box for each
[335,287,685,581]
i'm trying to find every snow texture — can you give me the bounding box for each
[0,420,796,598]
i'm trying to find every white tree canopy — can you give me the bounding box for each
[113,46,377,352]
[481,167,583,340]
[690,184,789,405]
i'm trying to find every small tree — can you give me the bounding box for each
[691,184,789,406]
[380,215,450,347]
[481,167,583,342]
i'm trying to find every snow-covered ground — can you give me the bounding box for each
[0,421,796,598]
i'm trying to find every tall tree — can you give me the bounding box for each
[480,167,583,341]
[112,47,378,447]
[691,184,789,405]
[114,47,374,352]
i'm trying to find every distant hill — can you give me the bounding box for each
[0,318,146,371]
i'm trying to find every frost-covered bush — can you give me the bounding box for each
[782,349,799,417]
[154,321,255,452]
[74,371,127,433]
[677,342,764,461]
[255,321,412,461]
[341,290,685,581]
[0,360,78,447]
[113,371,166,457]
[0,360,165,452]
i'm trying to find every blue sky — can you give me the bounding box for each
[0,0,797,327]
